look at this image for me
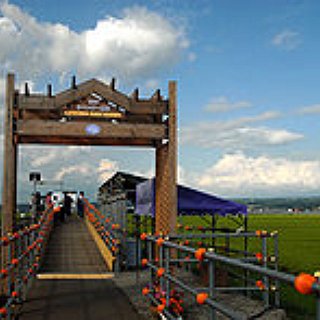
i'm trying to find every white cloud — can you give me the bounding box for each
[297,104,320,115]
[272,30,301,50]
[0,3,188,81]
[205,96,252,113]
[181,111,302,150]
[144,79,160,91]
[187,52,196,62]
[31,150,60,167]
[97,158,118,182]
[28,146,92,168]
[55,164,91,181]
[194,153,320,197]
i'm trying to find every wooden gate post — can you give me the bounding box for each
[2,73,17,269]
[155,81,177,235]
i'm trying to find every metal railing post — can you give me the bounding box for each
[7,237,12,320]
[273,231,280,307]
[147,240,153,292]
[165,246,170,308]
[262,236,269,307]
[209,249,216,320]
[159,243,164,294]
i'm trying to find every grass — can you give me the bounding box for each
[246,214,320,273]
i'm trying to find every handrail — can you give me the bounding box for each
[83,199,121,271]
[140,234,320,320]
[0,206,54,319]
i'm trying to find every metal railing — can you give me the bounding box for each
[83,200,120,271]
[170,230,280,307]
[140,234,320,320]
[0,206,54,319]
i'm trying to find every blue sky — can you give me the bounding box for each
[1,0,320,202]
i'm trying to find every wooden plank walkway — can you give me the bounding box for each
[17,215,143,320]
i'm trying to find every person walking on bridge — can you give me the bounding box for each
[64,193,73,218]
[77,191,84,218]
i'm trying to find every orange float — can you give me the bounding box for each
[1,269,8,278]
[256,280,265,290]
[0,308,7,316]
[157,268,165,278]
[255,252,263,262]
[11,258,19,266]
[140,233,147,241]
[157,304,165,313]
[1,236,9,246]
[195,248,206,261]
[196,293,208,304]
[156,238,164,247]
[141,259,148,267]
[142,287,150,295]
[294,273,316,295]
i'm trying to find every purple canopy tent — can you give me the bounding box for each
[135,179,247,217]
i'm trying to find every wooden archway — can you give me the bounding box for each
[2,74,177,237]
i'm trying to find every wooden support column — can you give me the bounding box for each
[155,81,177,235]
[2,73,17,237]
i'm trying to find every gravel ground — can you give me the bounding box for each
[112,269,288,320]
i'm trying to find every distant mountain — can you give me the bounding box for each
[232,197,320,210]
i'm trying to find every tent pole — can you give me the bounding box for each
[244,215,249,295]
[211,215,216,248]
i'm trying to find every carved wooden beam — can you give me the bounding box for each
[17,120,167,140]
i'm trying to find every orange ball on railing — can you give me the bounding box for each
[196,293,208,304]
[1,237,9,246]
[294,273,317,295]
[0,308,7,317]
[141,259,148,267]
[255,252,263,262]
[157,304,165,313]
[112,224,120,230]
[11,258,19,266]
[142,287,150,296]
[13,232,20,239]
[157,268,165,278]
[140,233,147,241]
[255,230,268,237]
[1,269,8,278]
[156,238,164,247]
[195,248,206,261]
[256,280,265,290]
